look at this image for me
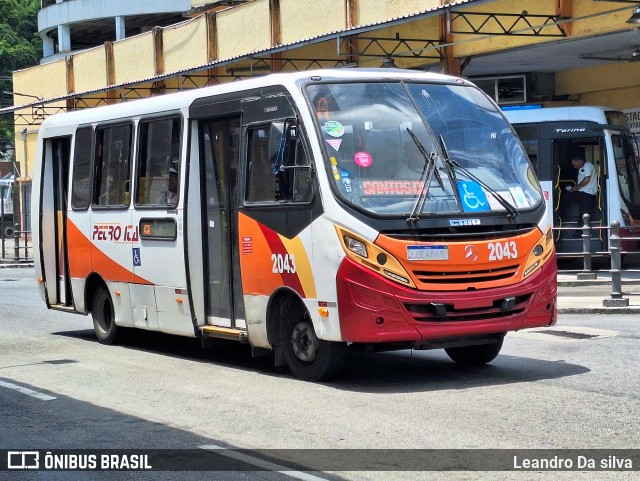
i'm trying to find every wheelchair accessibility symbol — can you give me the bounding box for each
[457,180,490,212]
[132,248,141,266]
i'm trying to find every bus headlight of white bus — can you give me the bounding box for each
[336,226,416,288]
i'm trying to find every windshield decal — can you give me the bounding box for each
[326,138,342,151]
[508,186,530,208]
[354,151,373,168]
[324,121,345,137]
[457,180,490,212]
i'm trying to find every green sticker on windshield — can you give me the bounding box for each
[324,121,344,138]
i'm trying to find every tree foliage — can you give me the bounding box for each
[0,0,40,76]
[0,0,40,149]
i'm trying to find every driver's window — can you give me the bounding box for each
[245,123,312,204]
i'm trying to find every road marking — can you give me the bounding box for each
[0,380,56,401]
[199,444,329,481]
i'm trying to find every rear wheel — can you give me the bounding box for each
[445,337,503,366]
[282,312,346,382]
[92,286,119,344]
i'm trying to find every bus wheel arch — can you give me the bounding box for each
[267,288,346,382]
[85,274,119,345]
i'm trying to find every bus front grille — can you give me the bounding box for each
[411,264,519,285]
[405,294,531,323]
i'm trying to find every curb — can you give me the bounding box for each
[558,280,640,287]
[558,307,640,314]
[0,262,34,268]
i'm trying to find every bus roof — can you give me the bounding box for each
[503,106,621,125]
[39,68,471,134]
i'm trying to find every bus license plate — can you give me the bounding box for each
[407,245,449,261]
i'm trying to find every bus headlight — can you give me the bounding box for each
[344,236,367,258]
[521,228,554,279]
[336,226,416,288]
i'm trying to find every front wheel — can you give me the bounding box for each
[445,337,503,366]
[92,286,119,344]
[282,313,346,382]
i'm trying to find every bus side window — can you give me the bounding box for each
[71,127,93,210]
[246,121,312,204]
[135,117,182,207]
[93,124,132,208]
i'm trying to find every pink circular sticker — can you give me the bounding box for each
[354,151,373,167]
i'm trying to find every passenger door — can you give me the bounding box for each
[199,116,244,327]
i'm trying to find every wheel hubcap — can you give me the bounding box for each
[291,321,319,363]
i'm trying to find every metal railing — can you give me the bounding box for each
[557,214,638,307]
[1,223,32,262]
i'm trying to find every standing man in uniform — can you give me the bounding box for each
[566,151,598,229]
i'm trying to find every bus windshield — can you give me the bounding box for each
[306,81,542,218]
[613,133,640,210]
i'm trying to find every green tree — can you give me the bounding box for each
[0,0,41,150]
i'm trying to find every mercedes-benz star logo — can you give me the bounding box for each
[464,245,478,262]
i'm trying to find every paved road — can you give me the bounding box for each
[1,268,639,480]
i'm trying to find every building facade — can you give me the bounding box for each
[5,0,640,217]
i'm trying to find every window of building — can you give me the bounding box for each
[473,75,526,105]
[93,124,132,208]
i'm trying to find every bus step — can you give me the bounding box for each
[49,304,79,313]
[200,325,249,344]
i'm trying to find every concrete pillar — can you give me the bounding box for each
[42,34,55,58]
[115,16,126,40]
[57,24,71,53]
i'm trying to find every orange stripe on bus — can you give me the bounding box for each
[238,214,315,298]
[66,219,152,285]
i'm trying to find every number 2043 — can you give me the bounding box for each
[272,253,297,274]
[488,241,518,261]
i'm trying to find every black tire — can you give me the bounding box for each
[3,225,14,238]
[282,312,346,382]
[92,286,118,344]
[445,337,503,366]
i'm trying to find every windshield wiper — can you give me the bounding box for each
[406,129,443,223]
[407,128,444,189]
[444,156,519,218]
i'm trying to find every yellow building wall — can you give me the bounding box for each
[217,0,271,59]
[73,46,108,92]
[13,60,67,103]
[112,34,156,84]
[556,62,640,110]
[571,0,634,37]
[164,16,209,72]
[12,61,68,177]
[358,0,441,24]
[280,0,345,44]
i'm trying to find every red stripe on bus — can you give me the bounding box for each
[258,224,306,297]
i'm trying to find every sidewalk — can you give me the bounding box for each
[557,269,640,314]
[1,234,32,264]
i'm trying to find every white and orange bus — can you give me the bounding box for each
[33,69,557,381]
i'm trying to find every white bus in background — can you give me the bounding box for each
[0,173,14,237]
[504,106,640,257]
